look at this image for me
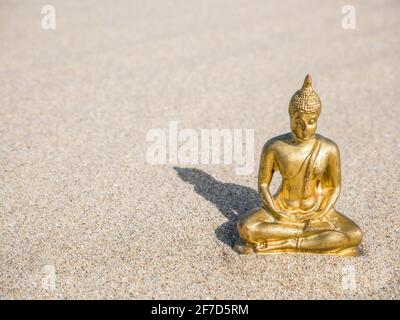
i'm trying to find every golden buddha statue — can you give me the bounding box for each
[234,75,363,256]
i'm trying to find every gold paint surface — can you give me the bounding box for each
[234,75,363,256]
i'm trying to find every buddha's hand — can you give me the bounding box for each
[263,203,290,220]
[261,199,282,216]
[314,204,330,218]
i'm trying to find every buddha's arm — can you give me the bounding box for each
[258,144,280,213]
[318,144,341,213]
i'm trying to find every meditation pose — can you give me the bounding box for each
[234,75,362,256]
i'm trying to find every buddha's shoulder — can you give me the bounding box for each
[261,133,292,152]
[261,133,340,154]
[316,134,340,153]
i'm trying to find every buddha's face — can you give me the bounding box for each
[290,111,319,141]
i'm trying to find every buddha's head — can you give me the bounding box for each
[289,74,322,141]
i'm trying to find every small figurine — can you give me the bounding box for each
[234,75,362,256]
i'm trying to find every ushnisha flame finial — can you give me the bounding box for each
[289,74,322,114]
[302,74,313,91]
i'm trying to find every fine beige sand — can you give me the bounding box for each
[1,0,399,299]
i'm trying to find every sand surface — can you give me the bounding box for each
[1,0,399,299]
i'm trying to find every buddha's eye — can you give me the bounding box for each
[309,120,315,124]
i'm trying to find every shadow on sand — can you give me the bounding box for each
[174,167,260,248]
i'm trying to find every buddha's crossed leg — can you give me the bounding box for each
[235,207,362,254]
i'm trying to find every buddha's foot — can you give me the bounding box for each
[234,237,362,256]
[234,238,297,254]
[336,246,363,257]
[233,238,255,255]
[256,245,362,256]
[254,238,297,254]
